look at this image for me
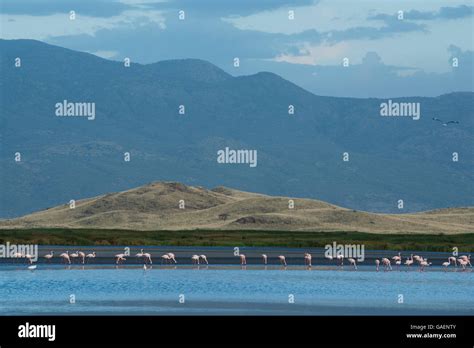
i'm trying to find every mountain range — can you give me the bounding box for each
[0,39,473,218]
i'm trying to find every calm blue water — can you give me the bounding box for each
[0,265,472,315]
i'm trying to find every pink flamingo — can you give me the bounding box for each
[419,259,431,272]
[44,251,54,263]
[136,249,152,264]
[70,251,79,264]
[459,255,472,268]
[448,256,457,267]
[381,258,392,271]
[60,251,71,264]
[458,259,469,270]
[78,251,85,264]
[336,254,344,267]
[262,254,267,265]
[348,258,357,270]
[135,250,144,259]
[167,253,177,263]
[239,254,246,265]
[199,255,208,265]
[85,252,96,263]
[191,255,200,265]
[11,252,23,263]
[375,259,380,272]
[442,261,450,271]
[115,253,126,264]
[278,255,287,266]
[326,255,338,267]
[395,259,401,271]
[392,252,401,262]
[142,251,152,264]
[404,255,414,269]
[161,254,171,264]
[304,253,312,267]
[24,253,34,264]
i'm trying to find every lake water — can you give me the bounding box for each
[0,265,472,315]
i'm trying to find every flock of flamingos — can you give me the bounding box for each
[14,249,472,272]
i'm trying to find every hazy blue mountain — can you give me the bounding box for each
[1,39,473,218]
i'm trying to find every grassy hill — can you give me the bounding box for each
[1,182,472,234]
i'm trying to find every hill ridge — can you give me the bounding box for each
[1,181,472,234]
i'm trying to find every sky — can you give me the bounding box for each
[1,0,473,97]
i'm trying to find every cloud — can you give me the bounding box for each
[91,50,119,59]
[141,0,316,16]
[0,0,133,17]
[370,5,474,21]
[239,48,473,98]
[323,20,426,44]
[0,9,166,40]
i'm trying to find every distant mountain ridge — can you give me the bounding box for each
[0,39,473,218]
[1,182,473,234]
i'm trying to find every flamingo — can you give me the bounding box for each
[336,254,344,267]
[459,255,472,267]
[11,252,23,262]
[304,253,312,267]
[381,258,392,271]
[262,254,267,265]
[392,252,402,262]
[59,251,71,264]
[326,254,335,266]
[70,251,79,264]
[278,255,287,266]
[395,259,401,271]
[78,251,85,264]
[191,255,200,265]
[404,255,414,269]
[24,253,34,264]
[442,261,450,271]
[375,259,380,272]
[199,255,208,265]
[85,252,96,263]
[115,253,126,264]
[348,258,357,270]
[458,259,469,270]
[136,249,152,264]
[239,254,246,265]
[161,254,171,264]
[448,256,457,267]
[167,253,177,264]
[44,251,54,263]
[419,259,431,272]
[142,251,152,265]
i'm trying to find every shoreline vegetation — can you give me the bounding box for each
[0,229,473,252]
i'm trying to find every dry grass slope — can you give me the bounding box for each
[0,182,472,234]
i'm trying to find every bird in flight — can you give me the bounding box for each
[432,117,459,126]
